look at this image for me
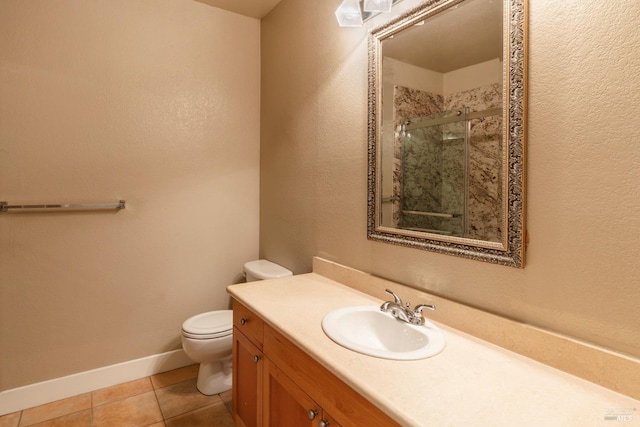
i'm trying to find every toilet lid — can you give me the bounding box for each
[182,310,233,339]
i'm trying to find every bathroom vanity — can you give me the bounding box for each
[232,300,398,427]
[227,260,640,427]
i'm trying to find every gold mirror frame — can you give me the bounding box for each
[367,0,527,267]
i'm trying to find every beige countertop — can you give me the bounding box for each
[228,273,640,427]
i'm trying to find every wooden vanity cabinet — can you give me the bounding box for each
[232,300,399,427]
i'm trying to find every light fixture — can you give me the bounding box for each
[363,0,392,13]
[335,0,364,27]
[335,0,403,27]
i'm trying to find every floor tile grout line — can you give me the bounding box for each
[19,408,89,427]
[151,380,166,422]
[90,378,156,410]
[162,401,222,425]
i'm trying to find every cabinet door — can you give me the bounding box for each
[264,358,322,427]
[233,327,263,427]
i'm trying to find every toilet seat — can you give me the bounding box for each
[182,310,233,340]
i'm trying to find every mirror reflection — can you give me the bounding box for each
[380,0,503,241]
[368,0,527,267]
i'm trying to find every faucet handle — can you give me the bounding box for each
[413,303,435,314]
[410,303,435,325]
[384,289,403,305]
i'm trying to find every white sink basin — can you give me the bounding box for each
[321,305,445,360]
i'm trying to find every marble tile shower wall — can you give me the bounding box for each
[446,83,503,241]
[392,84,503,241]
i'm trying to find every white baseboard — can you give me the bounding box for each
[0,349,193,416]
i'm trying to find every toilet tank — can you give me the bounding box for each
[244,259,293,282]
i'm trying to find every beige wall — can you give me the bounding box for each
[0,0,260,390]
[261,0,640,360]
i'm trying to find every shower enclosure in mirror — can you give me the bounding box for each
[390,107,502,241]
[368,0,527,267]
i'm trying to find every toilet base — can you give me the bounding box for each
[196,356,232,395]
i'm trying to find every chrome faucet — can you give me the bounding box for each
[380,289,435,326]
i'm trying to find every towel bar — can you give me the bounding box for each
[0,200,125,212]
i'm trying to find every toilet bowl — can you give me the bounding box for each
[181,259,292,395]
[181,310,233,395]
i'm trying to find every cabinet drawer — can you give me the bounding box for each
[233,300,264,349]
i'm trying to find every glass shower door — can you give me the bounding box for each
[399,109,467,237]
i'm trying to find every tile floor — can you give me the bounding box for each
[0,365,235,427]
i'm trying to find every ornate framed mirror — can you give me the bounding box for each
[367,0,527,267]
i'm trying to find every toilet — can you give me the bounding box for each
[181,259,293,395]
